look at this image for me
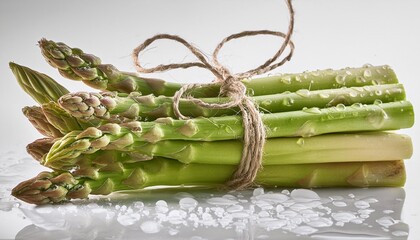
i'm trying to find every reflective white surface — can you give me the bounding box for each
[0,0,419,239]
[0,151,411,239]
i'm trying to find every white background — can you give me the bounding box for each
[0,0,419,239]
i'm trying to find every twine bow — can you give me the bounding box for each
[132,0,295,189]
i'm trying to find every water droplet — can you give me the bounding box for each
[179,197,198,210]
[375,90,382,96]
[296,89,311,98]
[281,76,292,84]
[291,226,318,235]
[311,71,320,77]
[367,109,388,128]
[392,231,408,236]
[335,75,346,84]
[281,189,290,195]
[140,220,161,233]
[335,104,346,110]
[363,69,372,78]
[318,92,330,99]
[155,200,169,213]
[348,91,358,98]
[350,218,364,224]
[303,107,322,114]
[358,209,375,215]
[345,70,352,75]
[371,79,380,85]
[133,201,144,210]
[351,103,363,108]
[374,99,383,105]
[253,187,265,196]
[290,189,320,202]
[307,217,333,227]
[117,212,140,226]
[207,197,239,206]
[282,97,294,107]
[297,121,316,137]
[296,138,305,146]
[363,63,373,68]
[333,201,347,207]
[356,76,366,83]
[295,75,302,82]
[256,200,274,210]
[376,216,398,228]
[167,210,187,224]
[276,204,285,212]
[255,193,289,204]
[332,212,357,223]
[226,205,243,213]
[354,200,370,209]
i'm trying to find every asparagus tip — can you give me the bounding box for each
[12,171,90,205]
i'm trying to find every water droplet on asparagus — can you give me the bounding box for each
[363,69,372,78]
[296,138,304,146]
[318,92,330,99]
[335,104,346,110]
[356,76,366,83]
[374,99,383,105]
[282,97,294,107]
[296,89,311,98]
[335,75,346,85]
[303,107,322,114]
[281,76,292,84]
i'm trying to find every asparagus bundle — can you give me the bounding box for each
[9,40,414,205]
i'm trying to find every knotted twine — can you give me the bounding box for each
[132,0,295,190]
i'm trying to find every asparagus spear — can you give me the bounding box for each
[12,159,406,205]
[22,106,63,138]
[39,39,399,96]
[26,138,56,162]
[44,101,414,165]
[41,101,104,134]
[58,84,406,120]
[9,62,69,104]
[44,132,412,172]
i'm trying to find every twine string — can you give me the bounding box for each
[132,0,295,189]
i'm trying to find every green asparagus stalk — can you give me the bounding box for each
[43,132,411,172]
[39,39,399,96]
[44,101,414,165]
[10,62,69,104]
[22,106,63,138]
[12,158,406,205]
[58,84,406,121]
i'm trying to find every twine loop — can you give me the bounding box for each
[132,0,295,189]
